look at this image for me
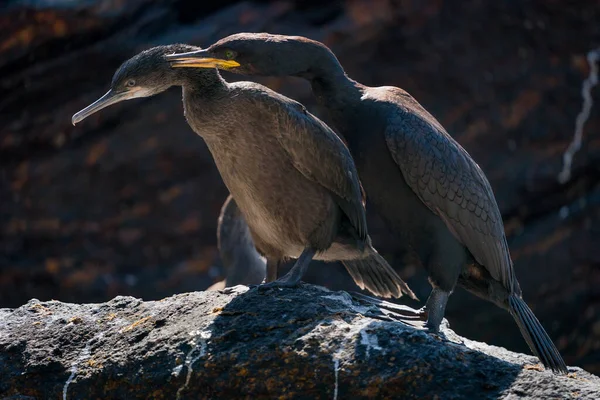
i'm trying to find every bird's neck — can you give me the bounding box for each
[179,69,232,136]
[297,44,364,113]
[178,68,228,96]
[296,46,364,138]
[309,72,363,107]
[179,69,231,116]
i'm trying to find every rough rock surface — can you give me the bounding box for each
[1,0,599,373]
[0,285,598,399]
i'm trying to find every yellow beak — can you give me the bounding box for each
[169,57,241,70]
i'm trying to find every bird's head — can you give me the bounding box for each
[166,33,330,78]
[72,44,201,125]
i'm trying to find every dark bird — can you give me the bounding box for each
[72,45,415,300]
[166,34,568,373]
[207,195,266,291]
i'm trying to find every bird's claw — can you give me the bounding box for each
[247,278,268,290]
[256,279,303,292]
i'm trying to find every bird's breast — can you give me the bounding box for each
[204,132,336,256]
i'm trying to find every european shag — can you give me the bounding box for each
[72,45,415,300]
[166,35,567,373]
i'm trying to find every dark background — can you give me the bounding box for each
[1,0,599,373]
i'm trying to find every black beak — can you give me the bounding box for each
[72,88,143,125]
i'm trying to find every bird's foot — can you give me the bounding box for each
[417,307,446,335]
[425,321,440,334]
[256,278,303,293]
[421,288,449,335]
[424,323,447,340]
[246,278,267,290]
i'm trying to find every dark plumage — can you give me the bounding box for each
[166,34,568,374]
[72,45,415,300]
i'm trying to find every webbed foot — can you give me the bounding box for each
[257,248,315,293]
[256,278,304,292]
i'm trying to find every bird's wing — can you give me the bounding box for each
[383,101,515,290]
[274,100,368,241]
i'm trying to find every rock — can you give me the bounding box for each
[1,0,599,374]
[0,285,598,399]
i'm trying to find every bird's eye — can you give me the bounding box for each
[224,50,236,60]
[126,79,136,88]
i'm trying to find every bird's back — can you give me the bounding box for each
[366,86,516,291]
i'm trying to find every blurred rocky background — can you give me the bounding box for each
[0,0,599,373]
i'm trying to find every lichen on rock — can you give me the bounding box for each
[0,285,598,399]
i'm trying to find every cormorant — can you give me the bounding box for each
[72,44,415,300]
[166,34,568,373]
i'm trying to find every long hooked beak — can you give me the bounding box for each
[166,49,241,69]
[72,89,139,125]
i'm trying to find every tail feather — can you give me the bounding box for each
[342,249,417,300]
[359,256,387,295]
[509,295,567,374]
